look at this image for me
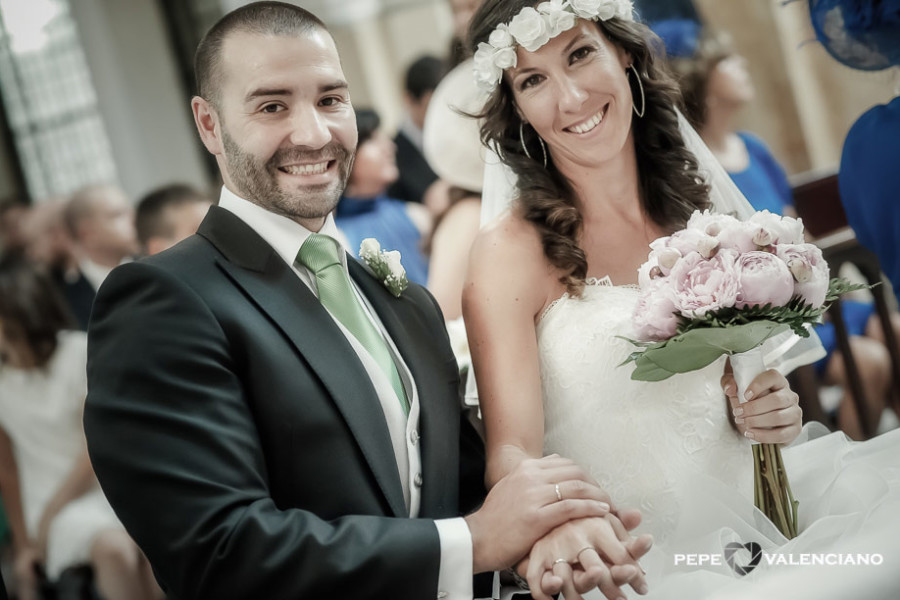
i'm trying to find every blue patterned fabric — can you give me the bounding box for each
[335,194,429,286]
[809,0,900,70]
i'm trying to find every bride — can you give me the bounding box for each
[462,1,900,599]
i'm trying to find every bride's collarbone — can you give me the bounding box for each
[582,246,646,286]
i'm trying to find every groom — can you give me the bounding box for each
[83,3,619,599]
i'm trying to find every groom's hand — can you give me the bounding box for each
[464,455,612,573]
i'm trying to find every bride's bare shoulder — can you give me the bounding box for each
[466,210,551,306]
[470,209,545,267]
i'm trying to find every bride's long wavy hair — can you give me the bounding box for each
[468,0,710,295]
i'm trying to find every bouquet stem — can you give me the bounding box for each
[752,443,799,539]
[732,348,799,539]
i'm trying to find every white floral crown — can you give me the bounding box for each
[473,0,633,93]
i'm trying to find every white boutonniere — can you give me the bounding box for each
[359,238,408,298]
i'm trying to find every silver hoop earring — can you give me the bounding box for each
[519,121,532,160]
[520,121,549,168]
[628,64,645,118]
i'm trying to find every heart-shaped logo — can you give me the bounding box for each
[724,541,762,576]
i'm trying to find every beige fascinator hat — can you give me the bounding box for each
[422,58,486,194]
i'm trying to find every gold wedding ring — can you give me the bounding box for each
[555,483,563,502]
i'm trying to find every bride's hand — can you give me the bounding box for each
[520,512,652,600]
[721,368,802,444]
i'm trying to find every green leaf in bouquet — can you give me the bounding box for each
[628,320,790,381]
[630,358,676,381]
[824,277,872,303]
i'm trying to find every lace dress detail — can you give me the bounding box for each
[537,282,751,543]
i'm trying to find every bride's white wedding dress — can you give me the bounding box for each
[537,278,900,599]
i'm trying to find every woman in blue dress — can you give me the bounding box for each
[334,109,431,286]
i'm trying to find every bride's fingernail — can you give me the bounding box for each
[745,390,754,401]
[733,407,744,417]
[637,582,649,594]
[735,417,744,425]
[744,430,755,440]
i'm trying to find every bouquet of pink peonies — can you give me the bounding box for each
[621,209,862,539]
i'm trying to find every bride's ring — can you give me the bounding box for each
[576,546,594,562]
[553,558,568,566]
[555,483,563,502]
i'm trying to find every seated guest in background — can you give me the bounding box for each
[335,108,431,286]
[424,61,485,323]
[20,201,78,277]
[387,55,443,207]
[0,255,161,600]
[135,184,213,256]
[659,21,797,217]
[0,197,29,255]
[61,184,138,329]
[663,20,897,438]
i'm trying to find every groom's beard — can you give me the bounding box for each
[222,129,354,221]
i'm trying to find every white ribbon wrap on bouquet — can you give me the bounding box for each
[731,347,766,444]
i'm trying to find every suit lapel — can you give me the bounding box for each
[349,260,459,516]
[197,207,408,517]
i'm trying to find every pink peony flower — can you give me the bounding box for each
[776,243,830,308]
[670,250,740,317]
[734,251,795,309]
[667,229,719,259]
[647,237,681,276]
[638,253,664,288]
[748,210,805,245]
[716,220,758,253]
[633,281,680,341]
[686,209,741,237]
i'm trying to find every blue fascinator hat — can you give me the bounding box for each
[809,0,900,70]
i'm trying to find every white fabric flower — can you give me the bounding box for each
[488,23,514,49]
[473,43,503,91]
[614,0,634,20]
[570,0,611,20]
[493,46,517,69]
[508,7,551,52]
[538,0,576,37]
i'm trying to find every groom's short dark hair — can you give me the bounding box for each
[194,1,328,108]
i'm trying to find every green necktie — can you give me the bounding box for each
[297,234,409,415]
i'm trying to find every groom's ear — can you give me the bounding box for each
[192,96,224,156]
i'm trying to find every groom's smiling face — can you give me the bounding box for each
[194,28,357,230]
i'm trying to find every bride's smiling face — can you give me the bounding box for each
[508,21,634,169]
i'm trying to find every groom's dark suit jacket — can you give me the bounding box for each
[84,206,486,599]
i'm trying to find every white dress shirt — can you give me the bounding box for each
[218,187,473,600]
[79,258,115,292]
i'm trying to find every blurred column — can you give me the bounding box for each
[770,0,837,170]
